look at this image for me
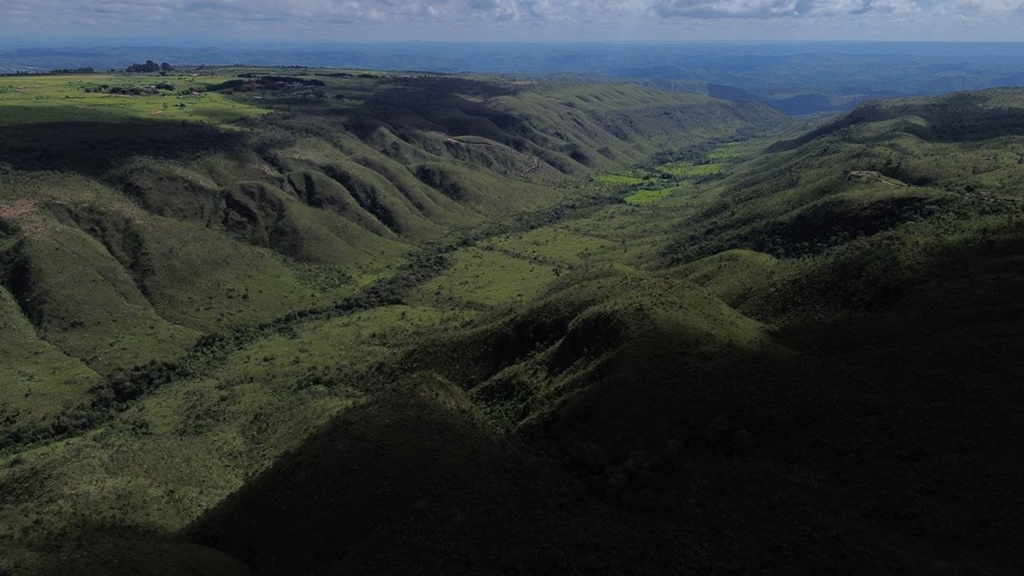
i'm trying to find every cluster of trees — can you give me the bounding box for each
[82,82,175,95]
[1,67,94,77]
[205,76,326,96]
[48,67,95,75]
[125,60,172,73]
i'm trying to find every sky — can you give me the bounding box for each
[3,0,1024,44]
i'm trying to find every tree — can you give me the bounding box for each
[125,60,162,73]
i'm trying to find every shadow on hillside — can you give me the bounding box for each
[766,91,1024,153]
[240,76,530,154]
[344,77,525,143]
[0,120,248,176]
[757,234,1024,567]
[28,520,248,576]
[182,240,1024,573]
[180,372,886,575]
[184,383,591,575]
[179,340,1006,574]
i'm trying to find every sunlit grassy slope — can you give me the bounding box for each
[2,73,1023,575]
[0,74,267,126]
[0,70,782,383]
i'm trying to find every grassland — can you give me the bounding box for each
[624,184,683,204]
[659,161,725,177]
[0,74,267,126]
[409,246,558,310]
[1,71,1022,575]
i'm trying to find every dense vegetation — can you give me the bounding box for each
[1,68,1022,575]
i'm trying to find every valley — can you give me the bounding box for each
[1,68,1022,575]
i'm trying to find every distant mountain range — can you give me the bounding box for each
[4,42,1024,114]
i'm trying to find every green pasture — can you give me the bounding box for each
[624,186,681,204]
[410,246,558,310]
[659,161,726,177]
[0,74,267,126]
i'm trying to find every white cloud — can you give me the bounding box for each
[954,0,1024,10]
[654,0,807,18]
[0,0,1022,41]
[651,0,923,18]
[869,0,920,13]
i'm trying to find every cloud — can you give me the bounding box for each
[0,0,651,27]
[1,0,1011,26]
[954,0,1024,10]
[654,0,808,18]
[652,0,921,18]
[1,0,1022,41]
[866,0,920,13]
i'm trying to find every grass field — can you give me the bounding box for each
[0,74,267,126]
[410,246,558,310]
[597,141,748,205]
[659,161,726,177]
[624,185,683,204]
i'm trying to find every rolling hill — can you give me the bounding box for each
[1,72,1022,575]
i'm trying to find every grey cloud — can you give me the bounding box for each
[652,0,919,18]
[654,0,806,18]
[1,0,1018,40]
[955,0,1024,10]
[3,0,925,25]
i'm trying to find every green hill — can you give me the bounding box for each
[0,72,781,382]
[2,73,1022,575]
